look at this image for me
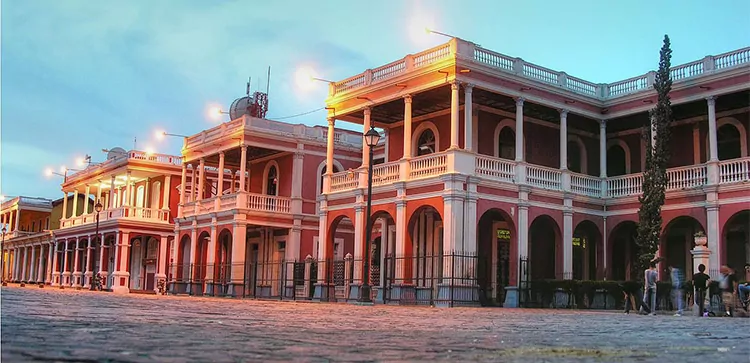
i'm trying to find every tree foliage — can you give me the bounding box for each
[636,35,673,276]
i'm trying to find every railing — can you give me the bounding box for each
[475,155,515,183]
[527,165,562,190]
[719,157,750,184]
[65,150,181,183]
[409,153,447,180]
[330,171,359,192]
[184,115,363,150]
[330,38,750,100]
[666,164,707,190]
[372,163,400,186]
[181,192,292,218]
[570,174,602,197]
[60,206,170,228]
[607,173,643,198]
[246,194,291,214]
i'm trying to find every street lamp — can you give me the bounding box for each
[359,126,381,303]
[88,199,103,291]
[1,225,6,285]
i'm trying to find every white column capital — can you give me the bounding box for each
[403,94,413,104]
[559,109,569,118]
[515,97,525,107]
[450,81,460,90]
[363,107,372,116]
[600,119,607,129]
[705,96,716,106]
[464,83,474,92]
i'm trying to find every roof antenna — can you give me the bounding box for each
[246,77,251,96]
[266,66,271,110]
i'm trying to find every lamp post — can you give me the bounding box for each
[1,225,6,285]
[359,126,381,303]
[88,200,103,291]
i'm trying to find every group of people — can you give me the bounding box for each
[623,262,750,317]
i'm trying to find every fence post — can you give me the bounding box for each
[304,255,313,299]
[344,253,353,300]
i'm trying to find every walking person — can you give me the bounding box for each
[669,264,684,316]
[640,262,657,315]
[692,264,710,317]
[738,263,750,309]
[718,265,738,317]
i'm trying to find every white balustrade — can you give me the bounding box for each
[475,156,515,183]
[570,174,602,197]
[59,206,170,228]
[719,157,750,184]
[330,171,359,192]
[526,165,562,190]
[372,163,400,186]
[666,165,707,190]
[246,193,291,214]
[607,174,643,198]
[409,153,447,180]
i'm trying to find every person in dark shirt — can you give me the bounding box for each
[719,265,738,316]
[692,264,710,317]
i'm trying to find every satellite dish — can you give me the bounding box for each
[106,147,127,160]
[229,96,254,120]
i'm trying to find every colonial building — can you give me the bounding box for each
[318,38,750,306]
[51,148,182,293]
[1,194,89,284]
[171,97,365,299]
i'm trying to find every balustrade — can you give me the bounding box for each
[59,206,170,228]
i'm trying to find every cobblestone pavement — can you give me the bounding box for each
[2,286,748,363]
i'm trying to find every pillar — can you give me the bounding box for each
[217,152,225,197]
[51,242,60,286]
[324,118,335,193]
[84,238,93,287]
[109,175,117,209]
[600,120,607,177]
[239,146,248,192]
[362,107,372,168]
[156,235,168,293]
[83,185,91,214]
[62,240,71,286]
[450,81,460,149]
[62,192,69,220]
[230,220,247,296]
[29,246,37,282]
[562,203,573,280]
[72,239,82,287]
[515,98,525,162]
[464,84,474,151]
[197,159,205,201]
[72,190,79,218]
[403,95,413,159]
[96,181,103,207]
[706,203,720,276]
[46,243,54,283]
[559,109,568,170]
[112,232,130,293]
[162,173,171,211]
[706,96,718,162]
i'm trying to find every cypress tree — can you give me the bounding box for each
[636,35,673,276]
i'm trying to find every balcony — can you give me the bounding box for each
[64,150,182,186]
[60,206,170,229]
[327,151,750,199]
[181,192,292,218]
[330,38,750,101]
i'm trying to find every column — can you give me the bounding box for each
[109,175,117,208]
[449,81,460,149]
[156,235,168,293]
[62,192,69,220]
[46,243,53,283]
[37,245,45,283]
[403,95,413,159]
[324,119,335,193]
[62,240,71,286]
[204,223,217,293]
[20,247,27,282]
[29,246,37,282]
[559,109,568,169]
[162,174,171,210]
[352,204,364,284]
[464,84,474,151]
[113,232,130,293]
[51,243,60,286]
[217,152,225,197]
[600,120,608,196]
[13,210,19,231]
[563,205,573,280]
[515,98,525,161]
[178,163,187,216]
[11,248,18,281]
[362,107,372,168]
[190,165,197,201]
[463,177,479,254]
[239,147,248,192]
[291,149,304,214]
[83,184,91,214]
[72,190,79,218]
[706,96,718,162]
[96,181,103,206]
[124,172,132,206]
[394,199,407,280]
[197,159,205,201]
[230,220,247,296]
[706,204,720,275]
[72,239,82,287]
[84,238,93,287]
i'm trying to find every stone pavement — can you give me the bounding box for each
[1,286,748,362]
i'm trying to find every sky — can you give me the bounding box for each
[1,0,749,200]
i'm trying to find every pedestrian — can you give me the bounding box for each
[640,262,657,315]
[738,263,750,308]
[718,265,738,317]
[621,281,637,314]
[692,264,710,317]
[669,264,684,316]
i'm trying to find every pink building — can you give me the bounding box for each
[171,98,364,298]
[317,38,750,306]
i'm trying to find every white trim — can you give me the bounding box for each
[262,160,280,196]
[567,135,588,174]
[493,119,524,159]
[705,117,748,159]
[606,139,632,175]
[412,121,440,156]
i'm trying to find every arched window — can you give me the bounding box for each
[607,145,627,176]
[151,181,162,209]
[266,165,278,196]
[417,129,436,156]
[136,186,145,208]
[717,123,742,160]
[498,127,515,160]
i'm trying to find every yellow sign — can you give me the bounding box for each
[497,229,511,240]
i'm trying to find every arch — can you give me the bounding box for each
[572,220,602,280]
[608,221,639,281]
[477,208,516,306]
[529,215,562,280]
[135,185,146,208]
[405,205,443,286]
[567,135,588,174]
[722,209,749,272]
[705,117,748,160]
[607,139,631,175]
[316,159,345,195]
[151,181,162,209]
[412,121,440,156]
[493,119,525,159]
[262,160,280,196]
[661,216,704,277]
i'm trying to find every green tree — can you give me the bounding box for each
[636,35,673,277]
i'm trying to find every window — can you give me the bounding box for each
[717,124,741,160]
[417,129,436,156]
[607,145,627,176]
[266,165,278,196]
[567,141,582,173]
[498,127,515,160]
[151,182,162,209]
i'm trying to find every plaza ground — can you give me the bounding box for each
[1,286,748,362]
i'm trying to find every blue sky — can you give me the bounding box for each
[2,0,748,200]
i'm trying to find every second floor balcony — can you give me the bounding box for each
[327,149,750,200]
[181,191,292,219]
[60,206,171,229]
